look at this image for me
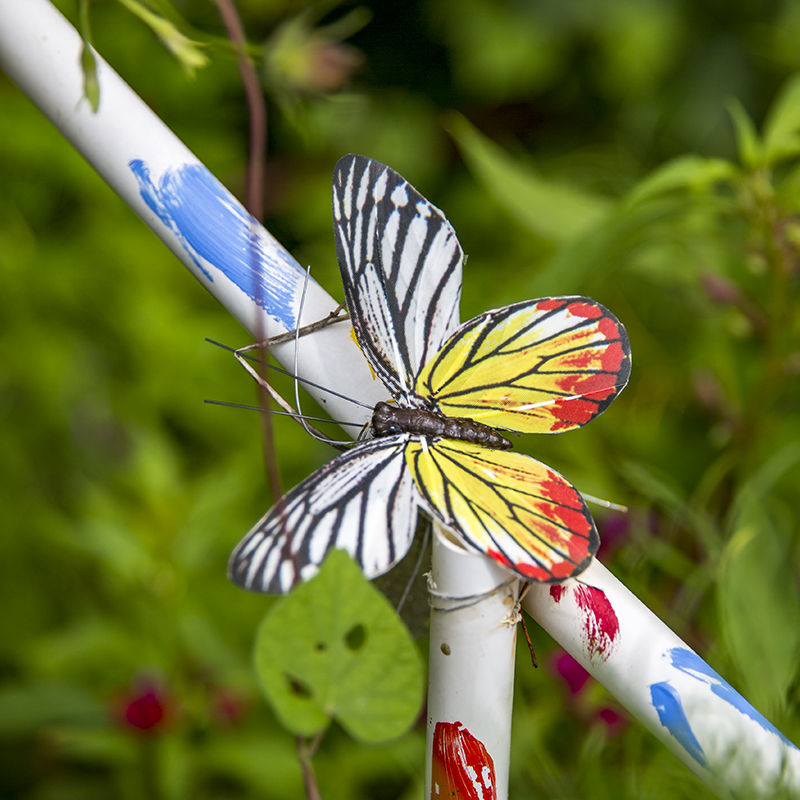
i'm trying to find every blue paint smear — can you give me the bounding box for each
[129,159,305,329]
[667,648,798,750]
[650,682,709,768]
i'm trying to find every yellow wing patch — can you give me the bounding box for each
[415,298,630,434]
[404,438,598,582]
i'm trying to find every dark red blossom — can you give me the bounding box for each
[118,684,169,732]
[552,651,591,695]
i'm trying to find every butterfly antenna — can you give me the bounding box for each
[230,340,359,445]
[292,267,355,448]
[204,399,361,430]
[210,338,373,412]
[204,400,354,451]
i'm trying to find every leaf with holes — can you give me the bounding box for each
[253,549,424,741]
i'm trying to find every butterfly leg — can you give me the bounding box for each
[237,302,350,352]
[233,303,352,447]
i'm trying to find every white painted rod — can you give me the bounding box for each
[524,562,800,799]
[0,0,383,425]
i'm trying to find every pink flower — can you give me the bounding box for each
[552,652,591,695]
[595,706,629,736]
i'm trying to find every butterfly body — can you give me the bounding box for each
[372,401,513,449]
[228,155,631,594]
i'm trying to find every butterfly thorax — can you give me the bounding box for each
[372,401,513,449]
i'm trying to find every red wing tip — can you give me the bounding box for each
[486,550,597,583]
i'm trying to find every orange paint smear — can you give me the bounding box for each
[432,721,497,800]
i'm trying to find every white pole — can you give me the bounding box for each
[523,561,800,799]
[426,532,519,800]
[0,0,383,427]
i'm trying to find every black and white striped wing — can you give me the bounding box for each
[228,437,420,594]
[332,154,463,399]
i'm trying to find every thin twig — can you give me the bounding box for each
[211,0,266,218]
[212,0,282,504]
[297,734,324,800]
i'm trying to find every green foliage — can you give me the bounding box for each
[718,445,800,718]
[254,550,423,741]
[2,0,800,797]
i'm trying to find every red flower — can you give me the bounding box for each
[120,686,167,732]
[595,706,629,736]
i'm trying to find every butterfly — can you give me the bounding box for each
[228,154,631,594]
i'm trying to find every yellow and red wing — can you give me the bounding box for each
[415,297,631,434]
[406,438,597,582]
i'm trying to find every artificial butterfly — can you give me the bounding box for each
[228,155,631,594]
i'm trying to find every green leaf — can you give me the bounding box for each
[253,550,423,742]
[620,460,721,559]
[717,443,800,716]
[115,0,209,78]
[726,98,762,168]
[624,155,736,207]
[717,519,800,717]
[445,111,612,243]
[763,72,800,166]
[80,42,100,113]
[0,682,108,737]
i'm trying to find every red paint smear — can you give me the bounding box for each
[432,721,496,800]
[550,584,566,602]
[556,349,596,371]
[574,586,619,661]
[539,504,592,538]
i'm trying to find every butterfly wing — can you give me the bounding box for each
[332,154,463,399]
[229,437,420,593]
[406,439,597,581]
[415,297,630,433]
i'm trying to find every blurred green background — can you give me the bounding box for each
[1,0,799,797]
